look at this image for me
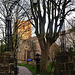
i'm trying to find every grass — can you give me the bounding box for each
[17,62,52,75]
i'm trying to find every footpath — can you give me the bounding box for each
[18,66,32,75]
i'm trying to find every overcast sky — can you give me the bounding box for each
[0,0,75,38]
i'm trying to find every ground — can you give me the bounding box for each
[18,66,32,75]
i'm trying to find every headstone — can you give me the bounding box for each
[54,51,75,75]
[0,52,14,75]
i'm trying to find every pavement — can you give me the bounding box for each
[18,66,32,75]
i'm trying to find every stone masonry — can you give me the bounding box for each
[0,52,14,75]
[54,51,75,75]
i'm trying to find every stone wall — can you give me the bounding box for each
[0,52,14,75]
[54,51,75,75]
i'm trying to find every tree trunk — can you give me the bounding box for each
[39,39,50,73]
[40,47,50,73]
[37,35,53,73]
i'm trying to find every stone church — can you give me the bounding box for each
[16,20,41,63]
[16,20,60,63]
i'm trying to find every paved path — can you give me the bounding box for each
[18,66,32,75]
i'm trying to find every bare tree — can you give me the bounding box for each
[0,1,31,75]
[29,0,75,72]
[0,0,30,51]
[0,0,75,72]
[0,0,21,51]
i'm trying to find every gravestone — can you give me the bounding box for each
[54,51,75,75]
[0,52,14,75]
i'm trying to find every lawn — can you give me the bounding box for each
[18,62,52,75]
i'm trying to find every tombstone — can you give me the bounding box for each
[54,51,75,75]
[0,52,14,75]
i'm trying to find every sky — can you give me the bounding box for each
[0,0,75,38]
[65,12,75,29]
